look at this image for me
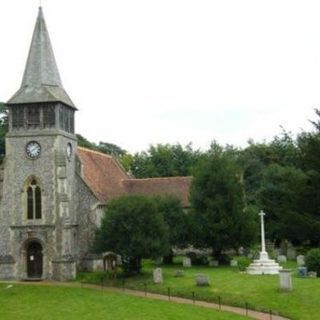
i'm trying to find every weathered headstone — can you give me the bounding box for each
[230,259,238,267]
[287,247,296,260]
[297,266,307,277]
[277,255,287,264]
[174,270,184,277]
[296,255,305,266]
[209,260,219,267]
[183,257,192,268]
[153,268,163,284]
[195,274,210,286]
[279,269,292,291]
[308,271,317,278]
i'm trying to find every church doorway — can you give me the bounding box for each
[26,242,43,278]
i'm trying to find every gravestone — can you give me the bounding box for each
[183,257,192,268]
[296,255,305,266]
[287,247,296,260]
[230,259,238,267]
[209,260,219,267]
[308,271,317,278]
[279,269,292,291]
[153,268,163,284]
[297,266,307,277]
[174,270,184,277]
[277,255,287,264]
[195,274,210,286]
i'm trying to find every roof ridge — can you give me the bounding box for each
[77,146,113,158]
[123,176,192,182]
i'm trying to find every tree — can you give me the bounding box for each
[256,163,320,244]
[131,143,201,178]
[190,144,257,261]
[154,196,190,263]
[93,195,169,274]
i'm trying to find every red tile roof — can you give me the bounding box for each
[76,147,191,207]
[77,147,128,202]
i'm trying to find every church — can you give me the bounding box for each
[0,7,191,281]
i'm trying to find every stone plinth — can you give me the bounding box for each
[247,251,282,275]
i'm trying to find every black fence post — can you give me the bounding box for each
[192,291,195,304]
[101,277,104,290]
[167,287,171,301]
[144,283,147,296]
[269,310,272,320]
[245,302,248,316]
[218,296,221,310]
[122,279,125,291]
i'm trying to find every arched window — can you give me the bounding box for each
[27,179,42,220]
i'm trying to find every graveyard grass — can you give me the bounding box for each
[79,260,319,320]
[0,282,248,320]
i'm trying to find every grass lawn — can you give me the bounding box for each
[79,260,320,320]
[0,283,247,320]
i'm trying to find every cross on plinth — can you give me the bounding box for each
[259,210,268,260]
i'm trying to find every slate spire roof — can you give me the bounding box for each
[7,7,76,108]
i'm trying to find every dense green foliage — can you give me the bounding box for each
[0,283,247,320]
[190,144,257,260]
[93,195,170,274]
[306,248,320,276]
[154,195,190,263]
[130,143,201,178]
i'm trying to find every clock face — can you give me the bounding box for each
[26,141,41,159]
[66,143,72,160]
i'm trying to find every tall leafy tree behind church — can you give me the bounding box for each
[190,143,257,261]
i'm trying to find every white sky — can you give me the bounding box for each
[0,0,319,153]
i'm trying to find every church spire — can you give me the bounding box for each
[8,7,75,108]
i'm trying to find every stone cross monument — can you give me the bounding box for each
[247,210,282,275]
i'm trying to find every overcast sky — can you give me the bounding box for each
[0,0,319,153]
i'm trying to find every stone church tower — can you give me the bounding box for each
[0,7,192,281]
[0,7,78,280]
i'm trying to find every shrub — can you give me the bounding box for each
[236,256,251,271]
[306,248,320,276]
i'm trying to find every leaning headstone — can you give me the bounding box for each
[209,260,219,267]
[279,269,292,291]
[174,270,184,277]
[153,268,163,283]
[277,255,287,264]
[308,271,317,278]
[297,266,307,277]
[195,274,210,286]
[183,257,192,268]
[296,255,305,266]
[230,259,238,267]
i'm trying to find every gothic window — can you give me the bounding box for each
[11,106,24,129]
[43,105,56,128]
[27,179,42,220]
[27,106,40,128]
